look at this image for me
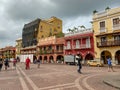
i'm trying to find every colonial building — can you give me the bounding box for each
[64,28,94,64]
[37,36,64,63]
[21,16,62,56]
[0,46,16,59]
[93,7,120,64]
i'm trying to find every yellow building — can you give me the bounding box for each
[16,38,22,56]
[22,16,62,48]
[37,16,62,40]
[93,7,120,64]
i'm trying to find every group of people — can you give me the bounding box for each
[0,55,115,73]
[0,57,17,71]
[75,55,115,74]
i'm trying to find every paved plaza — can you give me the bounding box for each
[0,63,120,90]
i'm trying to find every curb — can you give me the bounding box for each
[103,80,120,89]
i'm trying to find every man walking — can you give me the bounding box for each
[76,55,82,74]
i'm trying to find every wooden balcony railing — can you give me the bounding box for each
[97,40,120,47]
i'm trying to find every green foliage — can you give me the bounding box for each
[105,6,110,10]
[93,10,98,14]
[56,32,64,38]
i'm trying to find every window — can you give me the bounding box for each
[86,38,90,48]
[76,40,80,48]
[99,21,106,32]
[101,37,107,46]
[114,35,120,45]
[100,21,105,28]
[114,35,120,40]
[56,46,59,51]
[113,18,119,25]
[67,41,71,49]
[101,37,107,42]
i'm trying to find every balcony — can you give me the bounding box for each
[64,46,71,50]
[73,44,91,49]
[54,50,63,54]
[113,24,120,31]
[97,40,120,47]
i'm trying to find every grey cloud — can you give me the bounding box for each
[5,0,120,21]
[0,0,120,48]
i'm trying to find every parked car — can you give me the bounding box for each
[87,60,104,67]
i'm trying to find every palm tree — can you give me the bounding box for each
[67,28,72,32]
[73,27,78,32]
[78,25,86,29]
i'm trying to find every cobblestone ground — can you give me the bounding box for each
[0,63,119,90]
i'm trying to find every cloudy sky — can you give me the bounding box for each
[0,0,120,48]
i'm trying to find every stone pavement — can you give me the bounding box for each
[103,72,120,89]
[0,62,120,90]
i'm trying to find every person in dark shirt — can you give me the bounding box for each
[0,57,3,71]
[76,55,82,73]
[4,57,9,70]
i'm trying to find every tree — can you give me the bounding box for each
[67,28,72,32]
[73,27,78,32]
[93,10,98,14]
[105,6,110,11]
[56,32,64,38]
[78,25,86,29]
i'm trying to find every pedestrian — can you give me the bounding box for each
[4,57,9,70]
[0,57,3,71]
[37,58,41,68]
[25,57,31,70]
[76,55,82,74]
[107,56,115,72]
[13,58,17,69]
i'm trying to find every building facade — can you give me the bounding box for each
[0,46,16,59]
[22,16,62,48]
[37,36,64,63]
[21,16,62,56]
[93,7,120,64]
[64,28,94,64]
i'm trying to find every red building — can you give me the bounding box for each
[64,28,94,64]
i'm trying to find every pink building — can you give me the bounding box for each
[64,28,94,64]
[37,36,64,63]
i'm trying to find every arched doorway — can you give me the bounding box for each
[115,50,120,65]
[101,51,112,64]
[56,55,64,63]
[85,53,94,64]
[39,56,42,63]
[49,56,54,63]
[44,56,47,63]
[85,53,94,60]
